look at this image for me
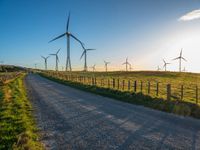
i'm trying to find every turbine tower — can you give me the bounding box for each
[80,44,95,71]
[50,49,61,71]
[172,49,187,72]
[163,59,170,71]
[41,56,50,70]
[122,57,130,71]
[90,64,96,72]
[49,12,83,71]
[104,61,110,72]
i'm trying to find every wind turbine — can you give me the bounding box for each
[41,56,50,70]
[90,64,96,72]
[122,57,130,71]
[157,66,161,71]
[50,49,61,71]
[80,44,95,71]
[129,63,133,71]
[172,49,187,72]
[104,61,110,72]
[163,59,170,71]
[49,12,83,71]
[34,63,37,69]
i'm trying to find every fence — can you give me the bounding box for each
[42,71,200,105]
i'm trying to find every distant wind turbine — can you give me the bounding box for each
[49,12,83,71]
[122,57,130,71]
[34,63,37,69]
[157,66,161,71]
[90,64,96,72]
[41,56,50,70]
[163,59,170,71]
[50,49,61,71]
[80,44,95,71]
[172,49,187,72]
[182,67,187,72]
[129,63,133,71]
[104,61,110,72]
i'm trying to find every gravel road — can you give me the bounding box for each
[25,74,200,150]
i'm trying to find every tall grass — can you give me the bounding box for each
[0,74,43,149]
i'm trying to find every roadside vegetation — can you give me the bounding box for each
[40,71,200,119]
[0,73,43,150]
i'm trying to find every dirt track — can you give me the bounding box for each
[25,74,200,150]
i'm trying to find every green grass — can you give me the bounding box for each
[0,74,43,150]
[40,72,200,119]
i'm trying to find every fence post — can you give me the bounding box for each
[108,79,110,88]
[122,80,125,91]
[156,82,159,96]
[128,80,131,91]
[117,79,120,90]
[180,85,184,100]
[148,81,150,95]
[167,84,171,101]
[140,81,143,93]
[134,81,137,92]
[196,85,198,104]
[95,77,97,85]
[113,78,115,89]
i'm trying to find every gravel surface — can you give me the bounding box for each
[25,74,200,150]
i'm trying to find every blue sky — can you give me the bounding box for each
[0,0,200,72]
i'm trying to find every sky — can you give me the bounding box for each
[0,0,200,72]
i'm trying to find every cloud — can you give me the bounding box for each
[179,9,200,21]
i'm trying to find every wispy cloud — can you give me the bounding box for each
[179,9,200,21]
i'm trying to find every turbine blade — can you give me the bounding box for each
[70,34,83,45]
[41,56,45,59]
[57,48,61,54]
[49,33,66,43]
[122,62,126,65]
[163,59,166,63]
[86,49,96,51]
[172,57,179,61]
[182,57,187,61]
[180,48,183,57]
[66,12,70,32]
[80,51,85,60]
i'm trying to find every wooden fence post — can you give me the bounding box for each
[113,78,115,89]
[140,81,143,93]
[148,81,150,95]
[156,82,159,96]
[128,80,131,91]
[95,77,97,85]
[196,85,198,104]
[167,84,171,101]
[180,85,184,100]
[117,79,120,90]
[122,80,125,91]
[134,81,137,92]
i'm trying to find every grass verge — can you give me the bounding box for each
[0,74,43,149]
[40,73,200,119]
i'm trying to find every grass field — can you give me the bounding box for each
[42,70,200,104]
[0,73,43,150]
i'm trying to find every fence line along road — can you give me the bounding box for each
[41,71,199,105]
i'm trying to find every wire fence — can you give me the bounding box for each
[42,71,200,105]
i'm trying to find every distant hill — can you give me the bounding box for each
[0,65,26,72]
